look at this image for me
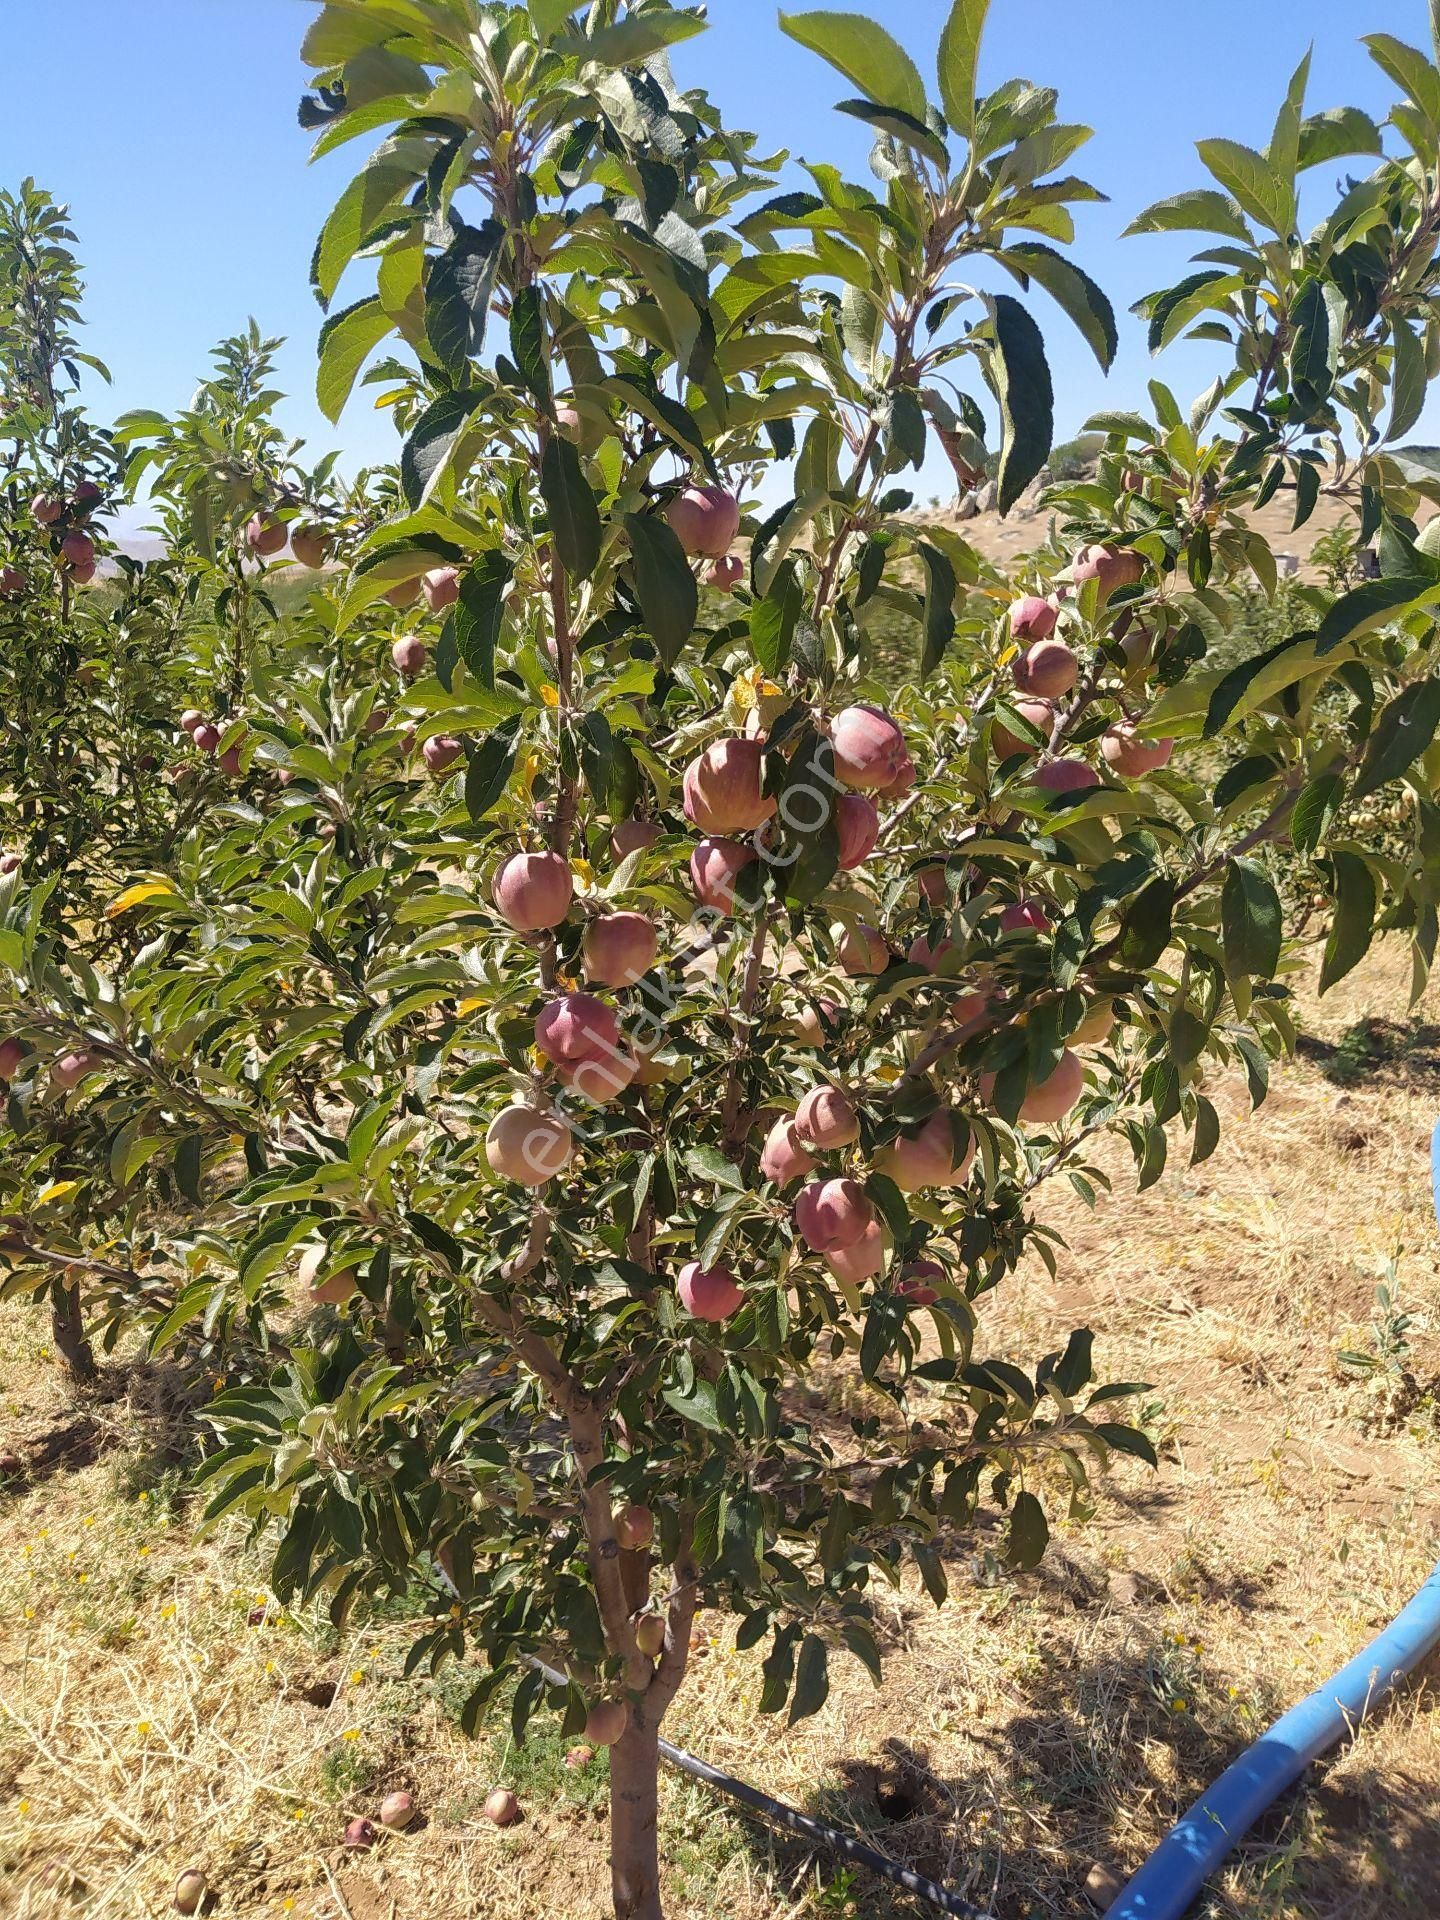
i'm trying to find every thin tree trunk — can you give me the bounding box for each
[609,1707,663,1920]
[50,1276,95,1382]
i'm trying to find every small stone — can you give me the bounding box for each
[1084,1860,1126,1907]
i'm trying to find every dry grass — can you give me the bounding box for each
[2,944,1438,1919]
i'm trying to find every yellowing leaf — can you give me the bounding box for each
[35,1180,79,1205]
[457,995,486,1015]
[541,685,560,708]
[106,881,176,918]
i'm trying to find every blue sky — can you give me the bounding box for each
[3,0,1434,512]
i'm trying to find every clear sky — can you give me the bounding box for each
[3,0,1435,513]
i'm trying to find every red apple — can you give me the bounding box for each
[837,924,888,977]
[564,1746,593,1770]
[690,836,757,914]
[0,1038,26,1079]
[678,1260,745,1321]
[422,734,463,773]
[836,793,879,869]
[72,479,103,512]
[1101,723,1173,777]
[1000,900,1050,935]
[483,1788,519,1828]
[1014,639,1077,699]
[60,531,95,573]
[493,850,573,932]
[379,1790,416,1831]
[32,493,63,526]
[583,912,658,987]
[553,1047,639,1106]
[244,512,286,557]
[829,704,908,791]
[0,853,21,876]
[173,1869,207,1914]
[0,566,24,597]
[535,993,620,1064]
[794,1085,858,1149]
[877,1112,973,1193]
[707,555,744,591]
[1074,543,1143,600]
[908,931,956,972]
[664,485,741,558]
[485,1104,574,1186]
[218,746,244,778]
[422,566,460,613]
[794,1177,872,1252]
[344,1816,377,1849]
[584,1699,629,1747]
[759,1117,816,1186]
[611,818,662,862]
[615,1504,654,1551]
[192,724,221,754]
[825,1217,886,1282]
[682,737,774,835]
[179,709,205,736]
[1008,595,1058,641]
[53,1050,97,1091]
[634,1613,666,1657]
[391,635,427,679]
[897,1260,944,1307]
[1033,758,1099,795]
[290,523,329,569]
[993,697,1055,761]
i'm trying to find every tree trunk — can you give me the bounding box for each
[50,1277,96,1383]
[609,1709,663,1920]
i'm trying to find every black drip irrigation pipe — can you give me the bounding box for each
[526,1655,994,1919]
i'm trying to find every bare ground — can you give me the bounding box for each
[1,945,1438,1920]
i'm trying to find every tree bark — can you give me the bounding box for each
[609,1707,664,1920]
[50,1276,95,1382]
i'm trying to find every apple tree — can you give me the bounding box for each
[2,6,1440,1919]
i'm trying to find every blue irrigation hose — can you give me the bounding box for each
[1106,1116,1440,1920]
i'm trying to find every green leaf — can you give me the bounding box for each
[1316,574,1440,655]
[625,513,697,666]
[1146,269,1244,354]
[400,390,486,509]
[1297,107,1383,170]
[1221,858,1283,980]
[314,142,427,303]
[453,551,512,688]
[684,1146,747,1191]
[509,286,552,407]
[1116,877,1174,970]
[1386,318,1427,445]
[464,719,520,822]
[917,540,957,679]
[1353,677,1440,799]
[1203,633,1307,735]
[778,11,928,120]
[789,1633,831,1724]
[1000,243,1117,370]
[528,0,577,41]
[1195,137,1293,235]
[425,220,504,372]
[1364,35,1440,133]
[1291,771,1346,854]
[1123,189,1252,242]
[563,6,707,67]
[778,732,841,906]
[1289,277,1344,405]
[989,294,1053,515]
[662,1381,724,1433]
[316,296,394,424]
[750,560,802,677]
[540,436,602,583]
[937,0,989,138]
[1006,1490,1048,1569]
[834,100,950,171]
[1319,851,1377,993]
